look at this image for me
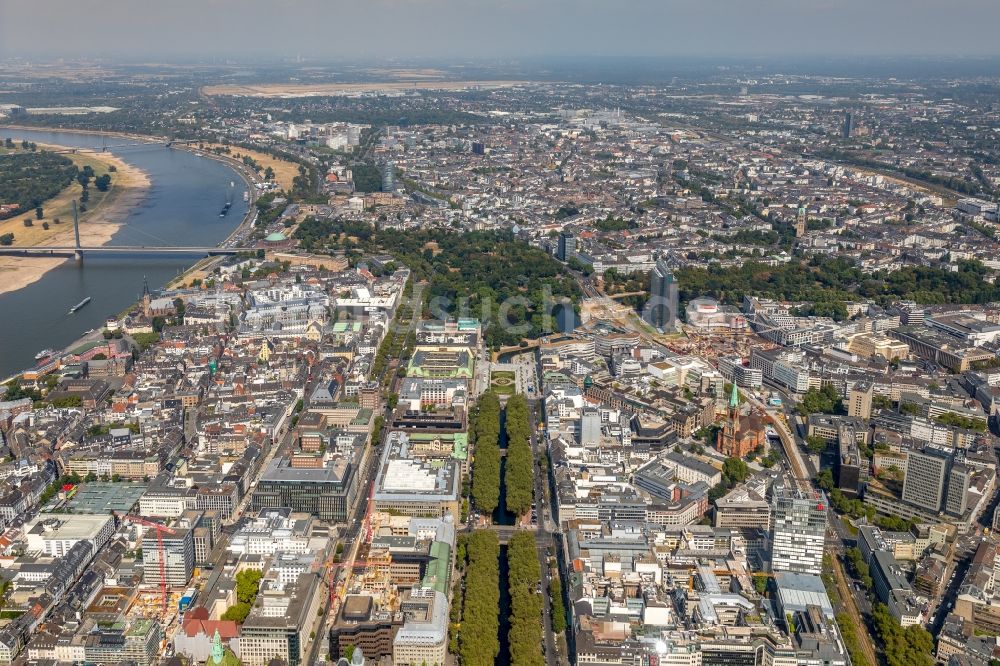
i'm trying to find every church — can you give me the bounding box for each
[717,383,767,458]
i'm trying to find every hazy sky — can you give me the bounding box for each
[2,0,1000,61]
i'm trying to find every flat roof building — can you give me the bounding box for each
[771,485,827,576]
[253,449,362,523]
[373,432,460,522]
[24,513,115,558]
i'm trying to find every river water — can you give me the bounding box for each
[0,129,249,377]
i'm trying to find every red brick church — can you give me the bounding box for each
[717,383,767,458]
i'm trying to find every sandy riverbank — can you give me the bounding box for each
[0,145,150,296]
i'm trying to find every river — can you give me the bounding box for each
[0,129,249,378]
[492,409,518,527]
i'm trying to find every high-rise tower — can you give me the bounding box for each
[643,258,679,331]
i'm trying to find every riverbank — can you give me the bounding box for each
[162,145,260,290]
[200,142,299,191]
[0,123,166,145]
[0,144,150,296]
[0,126,252,380]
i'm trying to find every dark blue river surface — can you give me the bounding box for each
[0,129,249,378]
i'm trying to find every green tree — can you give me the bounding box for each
[459,531,501,666]
[805,434,828,455]
[51,395,83,408]
[845,547,873,590]
[236,568,263,604]
[471,392,502,513]
[132,332,160,351]
[872,603,934,666]
[504,394,535,516]
[507,532,544,666]
[221,602,251,622]
[722,457,748,485]
[797,385,842,416]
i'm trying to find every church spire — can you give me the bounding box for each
[141,275,152,318]
[729,382,740,409]
[211,629,224,665]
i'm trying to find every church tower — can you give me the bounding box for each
[795,205,807,238]
[141,275,152,318]
[718,382,740,456]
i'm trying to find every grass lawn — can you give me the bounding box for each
[203,143,300,191]
[491,370,516,395]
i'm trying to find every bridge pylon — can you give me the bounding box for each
[72,201,83,263]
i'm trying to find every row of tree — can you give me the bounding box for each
[471,392,501,513]
[816,469,916,533]
[458,531,501,666]
[835,612,872,666]
[871,602,935,666]
[845,547,873,590]
[507,532,544,666]
[549,576,566,634]
[504,394,534,516]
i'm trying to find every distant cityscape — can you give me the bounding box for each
[1,57,1000,666]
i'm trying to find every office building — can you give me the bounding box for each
[946,461,972,517]
[557,231,576,262]
[373,432,460,522]
[842,112,853,139]
[142,525,195,588]
[397,378,468,411]
[83,619,163,666]
[329,596,403,661]
[847,381,874,420]
[392,589,449,666]
[643,259,679,331]
[579,408,602,446]
[253,452,361,523]
[899,302,926,326]
[713,484,772,530]
[870,551,923,627]
[901,446,971,516]
[240,573,324,666]
[771,486,827,576]
[836,433,865,498]
[24,513,115,558]
[382,162,396,193]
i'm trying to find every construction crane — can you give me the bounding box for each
[123,515,177,614]
[324,482,377,610]
[362,481,375,544]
